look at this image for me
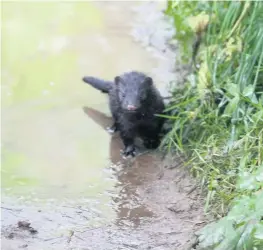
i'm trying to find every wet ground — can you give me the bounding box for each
[1,2,205,249]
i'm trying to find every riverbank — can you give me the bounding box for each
[163,1,263,249]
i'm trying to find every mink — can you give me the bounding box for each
[82,71,165,157]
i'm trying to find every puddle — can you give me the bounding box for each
[1,1,205,249]
[1,1,156,201]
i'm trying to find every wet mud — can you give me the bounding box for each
[2,153,205,250]
[1,1,206,250]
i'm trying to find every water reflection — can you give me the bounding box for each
[83,106,163,228]
[1,1,160,226]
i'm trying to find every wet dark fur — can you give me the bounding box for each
[82,76,111,93]
[83,71,165,157]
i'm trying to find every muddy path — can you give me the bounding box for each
[2,158,205,250]
[1,2,205,249]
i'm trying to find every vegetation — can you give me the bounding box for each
[163,1,263,249]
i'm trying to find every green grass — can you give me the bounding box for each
[164,1,263,249]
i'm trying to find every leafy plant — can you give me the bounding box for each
[196,166,263,250]
[164,1,263,249]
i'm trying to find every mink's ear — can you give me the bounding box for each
[114,76,121,85]
[144,77,153,85]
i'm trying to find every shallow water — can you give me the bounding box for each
[1,0,172,228]
[1,2,157,201]
[1,2,205,249]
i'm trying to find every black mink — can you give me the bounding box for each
[82,71,165,157]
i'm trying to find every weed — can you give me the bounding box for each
[164,1,263,249]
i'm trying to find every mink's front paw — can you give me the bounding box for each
[121,145,136,158]
[106,123,118,134]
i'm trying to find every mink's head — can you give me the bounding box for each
[114,73,153,113]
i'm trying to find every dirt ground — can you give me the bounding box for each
[1,150,206,250]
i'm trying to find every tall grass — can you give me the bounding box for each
[164,1,263,249]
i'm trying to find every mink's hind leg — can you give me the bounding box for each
[143,136,160,149]
[139,126,162,149]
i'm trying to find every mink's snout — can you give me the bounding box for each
[127,105,137,111]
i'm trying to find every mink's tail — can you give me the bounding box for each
[82,76,113,93]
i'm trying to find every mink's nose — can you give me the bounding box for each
[127,105,137,111]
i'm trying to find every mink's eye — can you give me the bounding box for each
[140,91,147,101]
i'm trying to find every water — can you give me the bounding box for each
[1,1,156,200]
[1,2,204,249]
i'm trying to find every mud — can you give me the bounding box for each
[1,1,206,250]
[2,153,205,250]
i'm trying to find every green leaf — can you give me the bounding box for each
[238,171,258,191]
[196,218,237,249]
[250,93,259,104]
[224,96,240,116]
[227,83,239,97]
[227,195,253,223]
[255,190,263,213]
[214,233,239,250]
[255,170,263,183]
[236,222,255,250]
[254,222,263,240]
[242,85,255,97]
